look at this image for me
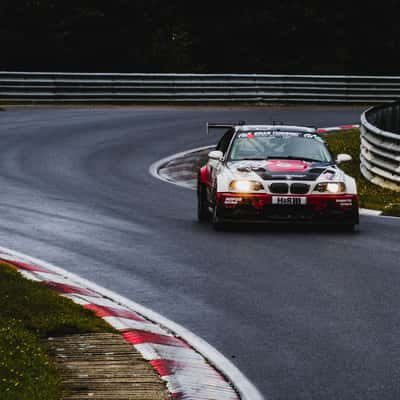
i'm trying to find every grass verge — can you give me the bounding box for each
[0,262,114,400]
[324,129,400,215]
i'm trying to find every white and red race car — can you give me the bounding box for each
[197,123,359,230]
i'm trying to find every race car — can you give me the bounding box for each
[197,122,359,230]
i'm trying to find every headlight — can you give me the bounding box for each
[315,182,346,194]
[229,180,264,192]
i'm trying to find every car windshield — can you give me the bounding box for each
[228,132,333,163]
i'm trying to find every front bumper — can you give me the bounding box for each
[215,193,359,224]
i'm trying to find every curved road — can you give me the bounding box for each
[1,106,400,400]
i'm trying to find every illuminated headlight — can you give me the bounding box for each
[315,182,346,194]
[229,180,264,192]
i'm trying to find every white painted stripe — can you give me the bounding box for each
[162,362,224,377]
[0,253,25,262]
[27,271,73,285]
[359,208,383,216]
[165,367,225,380]
[131,343,160,361]
[61,293,91,305]
[103,316,168,335]
[63,294,127,309]
[0,245,264,400]
[164,367,225,383]
[149,145,214,189]
[19,269,42,282]
[164,375,237,400]
[0,253,45,266]
[135,343,205,363]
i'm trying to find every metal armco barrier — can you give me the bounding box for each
[2,71,400,103]
[361,102,400,191]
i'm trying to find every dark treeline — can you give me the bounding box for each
[1,1,400,74]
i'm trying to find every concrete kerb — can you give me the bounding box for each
[149,145,214,189]
[0,245,264,400]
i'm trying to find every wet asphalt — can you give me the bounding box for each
[1,105,400,400]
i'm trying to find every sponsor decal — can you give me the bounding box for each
[232,160,336,181]
[224,197,242,205]
[265,159,311,172]
[238,131,305,138]
[272,196,307,205]
[336,199,353,207]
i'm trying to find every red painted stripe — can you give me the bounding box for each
[84,304,147,322]
[0,259,54,274]
[317,125,359,133]
[150,359,184,376]
[340,124,358,129]
[170,393,183,399]
[123,330,189,348]
[44,281,101,297]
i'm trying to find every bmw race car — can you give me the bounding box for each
[197,122,359,230]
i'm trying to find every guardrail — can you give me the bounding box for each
[360,102,400,191]
[2,71,400,103]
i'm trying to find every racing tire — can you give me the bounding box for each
[340,209,359,232]
[341,224,356,232]
[330,222,356,232]
[212,205,225,231]
[197,182,211,222]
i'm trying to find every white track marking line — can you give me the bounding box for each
[104,316,169,335]
[135,343,205,362]
[359,208,382,216]
[19,270,42,281]
[149,145,214,188]
[63,293,140,311]
[164,375,239,400]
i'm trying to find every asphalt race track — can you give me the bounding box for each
[1,106,400,400]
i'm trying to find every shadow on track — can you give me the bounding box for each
[194,221,361,236]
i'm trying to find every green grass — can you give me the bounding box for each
[0,262,114,400]
[325,129,400,215]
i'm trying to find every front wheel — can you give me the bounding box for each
[340,209,359,232]
[197,182,211,222]
[340,224,356,232]
[212,205,225,231]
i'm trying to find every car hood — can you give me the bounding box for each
[227,159,343,182]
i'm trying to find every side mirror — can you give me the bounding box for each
[208,150,224,161]
[336,153,352,164]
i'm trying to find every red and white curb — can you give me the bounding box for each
[0,245,263,400]
[317,124,360,133]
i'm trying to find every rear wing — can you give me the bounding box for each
[206,121,246,135]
